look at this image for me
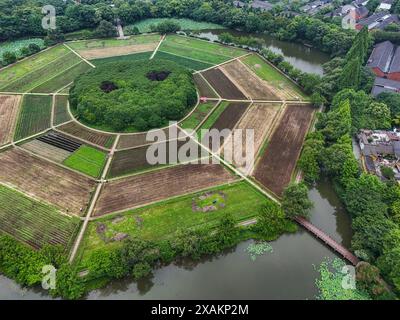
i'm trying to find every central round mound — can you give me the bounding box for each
[69,60,197,132]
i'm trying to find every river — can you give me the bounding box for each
[193,29,330,75]
[0,180,352,300]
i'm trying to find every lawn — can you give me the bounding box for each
[154,51,213,71]
[159,35,246,65]
[31,61,92,93]
[180,101,216,130]
[124,18,224,34]
[63,145,107,178]
[80,181,269,261]
[67,34,161,51]
[14,95,52,140]
[0,183,80,249]
[0,45,70,90]
[241,54,308,99]
[91,51,152,67]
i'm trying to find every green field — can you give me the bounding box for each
[159,35,246,65]
[31,61,92,93]
[1,51,82,93]
[0,38,45,59]
[54,95,71,125]
[241,54,308,99]
[67,34,161,51]
[91,51,152,66]
[124,18,224,34]
[0,46,70,90]
[80,181,269,260]
[14,95,52,140]
[155,51,213,70]
[180,101,216,129]
[63,145,107,178]
[0,184,80,249]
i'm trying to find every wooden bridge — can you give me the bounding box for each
[294,216,359,266]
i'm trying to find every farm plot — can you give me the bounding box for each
[53,95,71,125]
[253,104,314,196]
[0,45,69,90]
[32,61,92,93]
[193,73,218,98]
[81,181,269,259]
[117,127,179,150]
[92,51,152,67]
[68,35,161,60]
[63,145,107,178]
[1,51,82,93]
[0,95,21,146]
[154,51,213,71]
[241,54,308,100]
[0,148,95,215]
[94,164,238,216]
[222,103,282,174]
[160,35,246,65]
[180,101,217,130]
[14,95,52,141]
[220,60,279,100]
[201,68,247,100]
[57,121,116,149]
[0,184,80,249]
[109,137,205,178]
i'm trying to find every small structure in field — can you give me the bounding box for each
[192,191,226,212]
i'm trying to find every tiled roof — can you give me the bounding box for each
[367,41,395,72]
[371,77,400,96]
[389,46,400,73]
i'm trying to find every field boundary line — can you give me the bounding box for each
[177,91,201,126]
[14,145,97,181]
[150,34,165,60]
[161,41,236,60]
[195,52,252,74]
[51,94,56,127]
[69,134,120,262]
[179,125,280,204]
[0,51,74,91]
[64,43,96,68]
[90,178,242,220]
[197,72,221,99]
[101,135,120,181]
[55,82,73,94]
[28,60,84,93]
[194,99,222,132]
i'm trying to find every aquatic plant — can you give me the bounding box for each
[246,241,273,261]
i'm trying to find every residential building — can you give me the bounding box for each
[367,41,400,81]
[371,77,400,96]
[356,12,400,30]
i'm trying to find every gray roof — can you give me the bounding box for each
[367,41,395,72]
[389,46,400,73]
[358,12,400,30]
[355,6,369,18]
[251,0,273,10]
[371,77,400,96]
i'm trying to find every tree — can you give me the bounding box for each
[94,20,117,38]
[376,92,400,118]
[254,202,288,238]
[151,20,181,34]
[282,182,313,219]
[2,51,16,65]
[339,57,362,90]
[381,166,395,180]
[364,102,391,129]
[50,264,85,300]
[320,99,352,142]
[216,213,239,247]
[310,92,326,108]
[298,132,325,184]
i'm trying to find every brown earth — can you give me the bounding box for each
[79,44,157,60]
[95,164,237,216]
[0,95,21,146]
[201,68,247,100]
[222,103,282,174]
[193,73,218,98]
[117,127,177,150]
[253,104,314,196]
[220,60,280,100]
[57,121,116,149]
[0,148,95,215]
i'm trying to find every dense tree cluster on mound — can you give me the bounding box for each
[69,60,197,131]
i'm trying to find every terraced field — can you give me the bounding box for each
[0,184,80,249]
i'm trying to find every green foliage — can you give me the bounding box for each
[376,92,400,119]
[298,132,325,184]
[315,258,371,300]
[253,202,293,238]
[219,33,263,49]
[2,51,17,65]
[94,20,117,38]
[381,166,395,180]
[320,99,352,142]
[70,59,197,131]
[282,182,313,219]
[246,241,273,261]
[63,145,107,178]
[150,20,181,34]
